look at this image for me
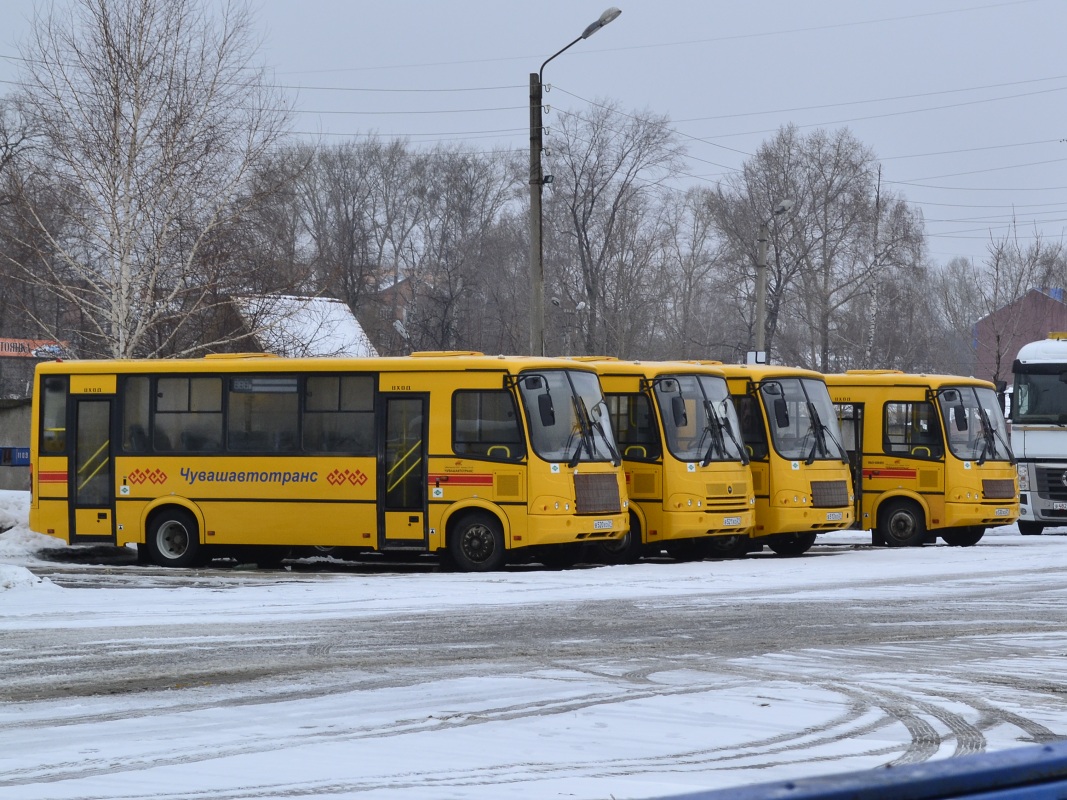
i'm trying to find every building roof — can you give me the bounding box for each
[233,295,378,358]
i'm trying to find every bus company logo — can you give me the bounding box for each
[327,468,368,486]
[127,468,168,485]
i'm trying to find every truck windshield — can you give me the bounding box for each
[1011,367,1067,424]
[653,374,748,464]
[939,386,1013,464]
[518,369,620,465]
[759,377,849,463]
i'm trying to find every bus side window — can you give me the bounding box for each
[452,390,524,460]
[41,376,68,454]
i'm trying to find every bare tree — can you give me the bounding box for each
[9,0,292,357]
[711,125,925,370]
[544,100,685,355]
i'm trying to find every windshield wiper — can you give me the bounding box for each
[718,402,750,466]
[588,398,621,467]
[700,400,733,467]
[567,396,593,468]
[804,403,849,466]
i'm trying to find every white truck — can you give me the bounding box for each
[1011,333,1067,534]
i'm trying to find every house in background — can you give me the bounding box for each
[233,295,378,358]
[973,288,1067,385]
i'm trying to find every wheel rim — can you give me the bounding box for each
[885,509,918,543]
[157,520,191,560]
[461,522,496,564]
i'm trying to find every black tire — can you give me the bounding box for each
[664,538,712,561]
[1018,521,1045,536]
[767,531,817,557]
[877,499,927,547]
[598,512,644,564]
[538,546,584,569]
[449,512,507,572]
[145,508,204,568]
[236,545,291,568]
[940,526,985,547]
[703,534,751,559]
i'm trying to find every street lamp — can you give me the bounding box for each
[530,7,622,356]
[754,198,794,359]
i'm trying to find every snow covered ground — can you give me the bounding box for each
[2,489,1066,800]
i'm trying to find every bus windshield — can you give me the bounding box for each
[1011,367,1067,424]
[939,386,1013,464]
[759,377,848,463]
[654,374,748,464]
[518,369,620,465]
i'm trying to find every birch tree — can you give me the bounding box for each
[10,0,291,357]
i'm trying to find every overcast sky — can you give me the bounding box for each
[3,0,1065,267]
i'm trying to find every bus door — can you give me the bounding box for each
[70,397,115,542]
[379,394,429,549]
[834,402,865,523]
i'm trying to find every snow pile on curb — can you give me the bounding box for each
[0,563,54,591]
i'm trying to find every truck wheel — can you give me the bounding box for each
[1018,521,1044,536]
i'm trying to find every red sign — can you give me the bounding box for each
[0,339,68,359]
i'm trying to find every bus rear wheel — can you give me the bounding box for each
[877,499,926,547]
[450,512,506,572]
[940,526,985,547]
[145,508,204,568]
[767,531,817,556]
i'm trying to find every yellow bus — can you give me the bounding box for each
[575,359,755,562]
[29,352,629,571]
[719,364,855,555]
[825,370,1018,546]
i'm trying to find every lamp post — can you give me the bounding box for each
[530,7,621,356]
[754,198,794,359]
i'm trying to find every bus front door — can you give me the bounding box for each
[70,398,115,542]
[379,395,428,550]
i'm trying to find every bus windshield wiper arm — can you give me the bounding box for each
[700,400,729,467]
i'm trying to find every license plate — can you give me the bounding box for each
[1054,503,1067,511]
[826,511,843,521]
[593,519,613,530]
[723,516,742,526]
[995,508,1011,516]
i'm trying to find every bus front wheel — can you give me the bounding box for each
[767,531,817,556]
[450,512,506,572]
[145,509,204,568]
[877,499,926,547]
[940,526,985,547]
[703,534,750,559]
[598,512,643,564]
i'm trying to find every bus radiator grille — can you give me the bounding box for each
[573,473,622,515]
[981,478,1016,500]
[810,480,849,508]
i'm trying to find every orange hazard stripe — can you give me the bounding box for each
[863,469,917,480]
[37,471,68,483]
[428,474,494,486]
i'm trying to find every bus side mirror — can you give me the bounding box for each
[671,395,687,427]
[538,392,555,427]
[954,406,968,432]
[773,398,789,429]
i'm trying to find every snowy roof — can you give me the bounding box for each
[233,295,378,358]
